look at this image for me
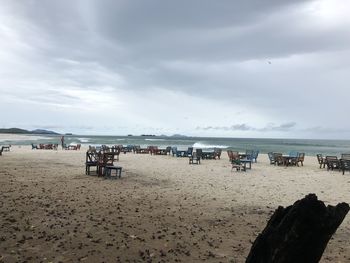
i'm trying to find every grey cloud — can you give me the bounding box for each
[261,122,297,131]
[1,0,350,138]
[196,124,253,131]
[197,122,296,132]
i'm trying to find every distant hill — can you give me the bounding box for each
[31,129,59,135]
[0,128,59,135]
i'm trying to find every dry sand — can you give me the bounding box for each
[1,144,350,262]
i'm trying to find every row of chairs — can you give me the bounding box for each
[32,143,58,150]
[227,150,259,163]
[316,154,350,175]
[174,148,222,163]
[227,150,259,171]
[268,152,305,166]
[63,144,81,150]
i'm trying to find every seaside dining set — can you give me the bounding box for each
[63,144,81,150]
[133,145,172,155]
[85,145,122,179]
[31,143,58,150]
[267,151,305,167]
[316,153,350,175]
[227,150,259,171]
[131,145,222,162]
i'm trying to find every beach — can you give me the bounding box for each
[1,143,350,262]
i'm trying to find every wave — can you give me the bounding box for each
[116,139,125,141]
[78,138,90,143]
[145,138,166,141]
[192,142,229,149]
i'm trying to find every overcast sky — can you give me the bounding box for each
[1,0,350,138]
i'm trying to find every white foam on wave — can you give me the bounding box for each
[192,142,229,149]
[78,138,90,143]
[116,139,125,141]
[145,138,165,141]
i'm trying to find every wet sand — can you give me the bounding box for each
[1,145,350,262]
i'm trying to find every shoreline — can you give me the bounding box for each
[1,133,350,157]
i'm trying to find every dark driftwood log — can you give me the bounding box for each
[246,193,349,263]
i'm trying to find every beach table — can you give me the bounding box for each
[154,148,168,155]
[202,151,215,159]
[239,153,247,159]
[282,155,296,166]
[176,150,188,157]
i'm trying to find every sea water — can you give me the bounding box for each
[3,135,350,156]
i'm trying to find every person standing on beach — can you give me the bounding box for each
[61,135,65,149]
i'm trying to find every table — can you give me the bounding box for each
[282,155,296,166]
[239,153,247,159]
[154,148,168,155]
[176,150,188,157]
[202,151,215,159]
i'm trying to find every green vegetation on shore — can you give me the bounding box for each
[0,128,59,135]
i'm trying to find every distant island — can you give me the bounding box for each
[170,134,187,138]
[0,128,59,135]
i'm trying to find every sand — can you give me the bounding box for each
[1,143,350,262]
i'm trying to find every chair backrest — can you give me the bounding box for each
[187,147,193,155]
[172,147,177,155]
[341,153,350,160]
[166,146,171,153]
[232,151,239,160]
[326,156,338,161]
[274,153,283,163]
[316,154,323,164]
[101,152,115,166]
[252,150,259,158]
[214,148,222,158]
[246,149,253,156]
[227,150,233,160]
[196,148,203,158]
[268,152,275,161]
[340,159,350,169]
[297,152,305,161]
[86,151,98,162]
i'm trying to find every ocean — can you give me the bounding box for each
[2,135,350,156]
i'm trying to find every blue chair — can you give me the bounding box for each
[251,150,259,162]
[186,147,193,157]
[268,152,275,165]
[172,147,177,157]
[246,150,254,161]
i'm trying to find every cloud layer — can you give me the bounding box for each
[1,0,350,138]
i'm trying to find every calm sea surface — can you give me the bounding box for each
[2,135,350,156]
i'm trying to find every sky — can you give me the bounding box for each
[1,0,350,138]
